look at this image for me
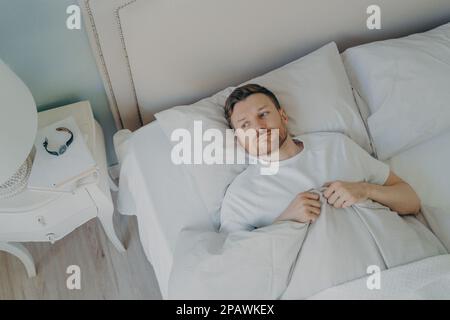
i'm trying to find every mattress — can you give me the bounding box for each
[118,122,450,299]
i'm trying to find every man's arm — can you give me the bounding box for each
[363,171,421,215]
[323,171,421,215]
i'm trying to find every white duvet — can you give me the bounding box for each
[168,188,448,299]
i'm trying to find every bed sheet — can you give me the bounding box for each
[384,129,450,249]
[308,254,450,299]
[385,129,450,209]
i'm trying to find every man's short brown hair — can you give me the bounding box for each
[224,84,281,128]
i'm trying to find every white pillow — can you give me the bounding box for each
[155,41,372,227]
[155,86,248,228]
[343,22,450,160]
[246,42,372,153]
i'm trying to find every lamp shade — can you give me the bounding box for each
[0,58,37,185]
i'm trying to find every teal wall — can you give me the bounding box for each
[0,0,117,165]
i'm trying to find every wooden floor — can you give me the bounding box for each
[0,191,162,299]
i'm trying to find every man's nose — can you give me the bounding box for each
[255,118,268,131]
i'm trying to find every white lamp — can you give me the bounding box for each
[0,58,37,197]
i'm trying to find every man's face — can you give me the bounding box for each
[230,93,289,157]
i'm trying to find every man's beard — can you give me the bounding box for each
[263,125,288,156]
[278,125,288,149]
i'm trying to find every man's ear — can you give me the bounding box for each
[279,107,288,124]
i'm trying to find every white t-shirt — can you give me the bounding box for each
[219,132,391,233]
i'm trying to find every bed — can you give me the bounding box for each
[117,122,450,299]
[79,0,450,299]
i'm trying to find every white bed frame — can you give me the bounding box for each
[79,0,450,131]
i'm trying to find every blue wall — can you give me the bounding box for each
[0,0,117,164]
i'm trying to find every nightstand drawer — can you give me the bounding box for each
[0,187,95,240]
[0,205,97,242]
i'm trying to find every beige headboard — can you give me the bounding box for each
[79,0,450,130]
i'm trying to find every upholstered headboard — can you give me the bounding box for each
[79,0,450,130]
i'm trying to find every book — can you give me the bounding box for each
[27,116,98,192]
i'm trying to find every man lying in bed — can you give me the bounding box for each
[219,83,422,233]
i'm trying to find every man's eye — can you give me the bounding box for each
[260,111,269,117]
[241,122,249,129]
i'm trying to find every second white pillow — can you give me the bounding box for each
[343,22,450,160]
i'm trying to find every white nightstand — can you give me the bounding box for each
[0,101,125,277]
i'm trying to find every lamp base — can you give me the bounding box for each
[0,153,33,199]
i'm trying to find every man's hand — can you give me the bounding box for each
[274,192,322,224]
[322,180,368,208]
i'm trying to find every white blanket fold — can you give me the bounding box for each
[168,187,448,299]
